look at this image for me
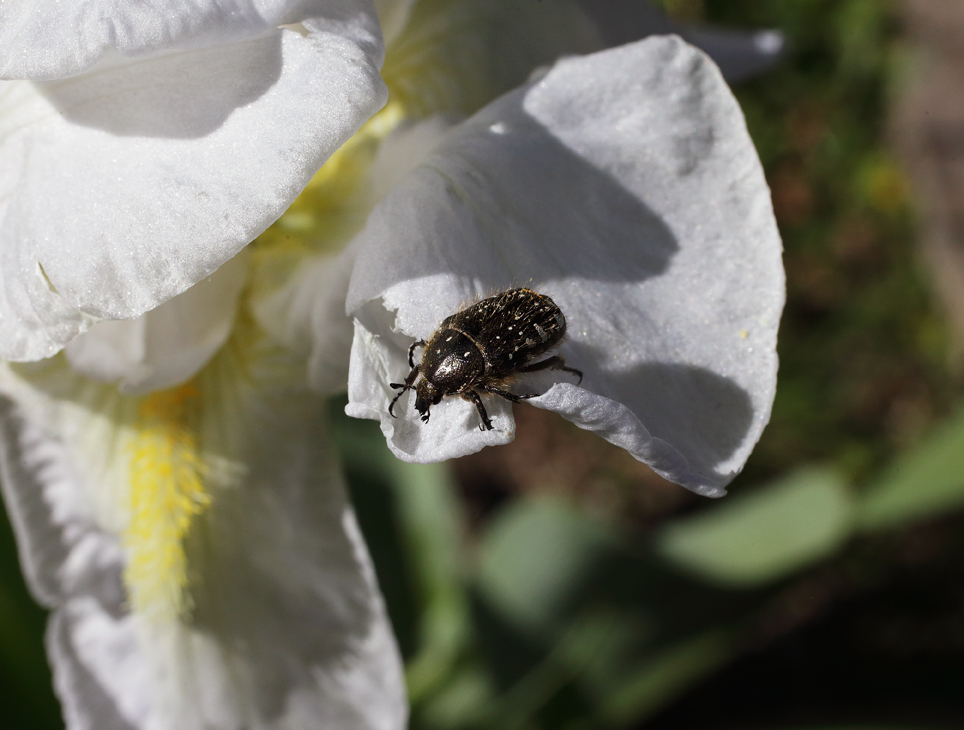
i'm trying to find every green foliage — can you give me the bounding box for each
[857,404,964,530]
[656,467,854,587]
[477,498,613,633]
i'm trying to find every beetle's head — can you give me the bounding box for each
[414,380,443,422]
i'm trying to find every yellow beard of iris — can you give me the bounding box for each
[124,384,209,620]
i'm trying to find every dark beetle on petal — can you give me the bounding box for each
[389,288,583,431]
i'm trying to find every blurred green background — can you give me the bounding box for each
[3,1,964,728]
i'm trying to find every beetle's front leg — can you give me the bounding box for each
[408,339,427,369]
[465,390,494,431]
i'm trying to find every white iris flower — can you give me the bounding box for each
[0,0,784,728]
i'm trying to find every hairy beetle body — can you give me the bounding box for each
[389,288,582,430]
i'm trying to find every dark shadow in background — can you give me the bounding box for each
[0,499,62,729]
[644,519,964,730]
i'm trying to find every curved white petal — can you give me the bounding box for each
[0,338,406,729]
[345,36,784,495]
[64,250,250,395]
[0,10,387,362]
[0,396,126,610]
[0,0,382,80]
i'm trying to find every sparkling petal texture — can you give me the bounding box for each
[0,334,406,729]
[0,5,387,362]
[0,0,379,79]
[345,36,784,496]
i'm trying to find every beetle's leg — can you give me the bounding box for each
[519,355,583,385]
[408,339,427,369]
[388,387,408,418]
[465,390,494,431]
[388,366,420,417]
[481,384,539,402]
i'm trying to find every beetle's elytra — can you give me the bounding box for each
[388,288,582,431]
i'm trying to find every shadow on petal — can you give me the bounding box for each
[48,602,147,730]
[348,90,680,333]
[601,359,754,482]
[37,35,282,139]
[425,102,682,286]
[528,343,755,491]
[182,403,402,726]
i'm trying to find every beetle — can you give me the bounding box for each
[388,288,582,431]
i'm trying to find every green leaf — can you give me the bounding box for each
[389,460,474,700]
[656,466,854,587]
[857,405,964,531]
[476,498,613,633]
[416,664,495,729]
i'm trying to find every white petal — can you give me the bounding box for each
[0,396,127,609]
[255,249,357,395]
[0,342,407,728]
[367,116,459,206]
[65,250,250,395]
[48,602,153,730]
[0,0,382,80]
[346,36,784,495]
[0,12,387,362]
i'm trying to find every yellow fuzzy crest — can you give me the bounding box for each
[124,384,209,620]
